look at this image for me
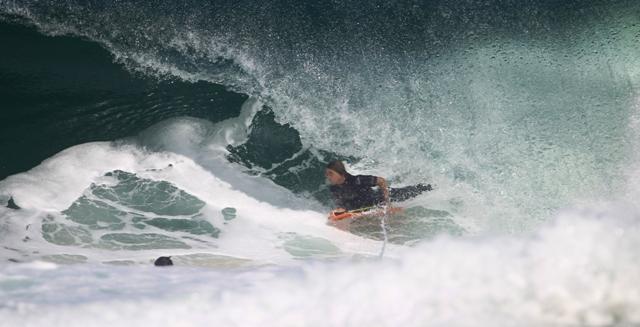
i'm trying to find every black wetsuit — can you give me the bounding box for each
[329,174,432,211]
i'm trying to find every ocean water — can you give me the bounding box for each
[1,1,640,326]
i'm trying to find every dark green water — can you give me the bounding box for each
[0,21,330,201]
[0,22,247,179]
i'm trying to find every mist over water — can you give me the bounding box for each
[1,1,640,325]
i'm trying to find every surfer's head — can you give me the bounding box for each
[325,160,348,185]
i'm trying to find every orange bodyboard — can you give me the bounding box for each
[328,207,403,221]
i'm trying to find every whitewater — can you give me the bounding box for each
[1,1,640,326]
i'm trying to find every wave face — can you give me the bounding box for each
[3,0,640,226]
[1,1,640,325]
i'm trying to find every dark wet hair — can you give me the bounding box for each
[326,160,349,176]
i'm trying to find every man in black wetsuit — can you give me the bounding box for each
[325,160,432,211]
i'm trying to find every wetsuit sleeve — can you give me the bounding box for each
[329,186,346,209]
[354,175,378,187]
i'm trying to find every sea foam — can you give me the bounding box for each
[1,204,638,327]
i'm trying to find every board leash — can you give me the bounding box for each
[378,205,389,259]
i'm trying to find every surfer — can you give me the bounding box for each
[325,160,432,212]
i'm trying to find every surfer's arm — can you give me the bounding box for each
[329,186,347,212]
[376,177,390,206]
[332,196,346,212]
